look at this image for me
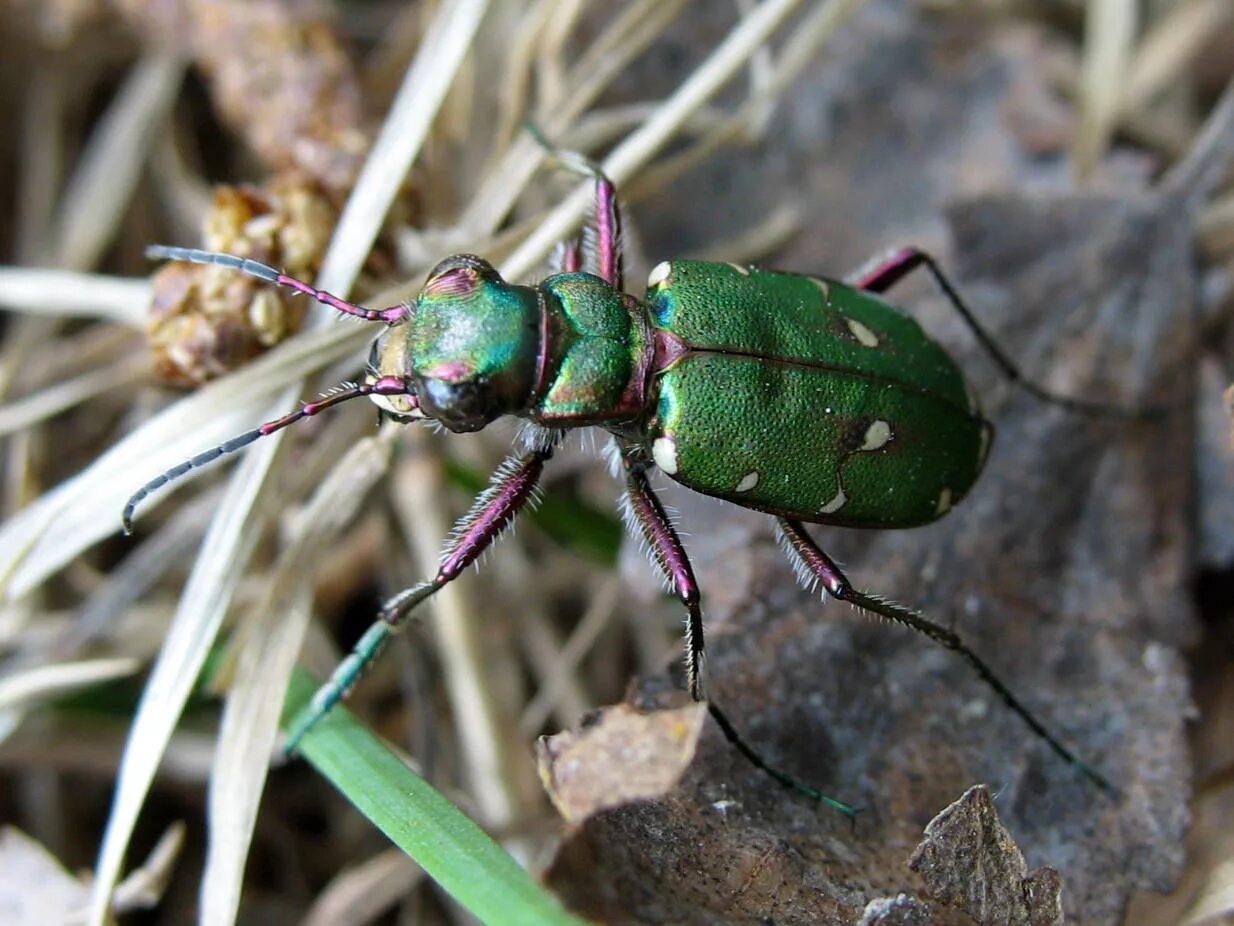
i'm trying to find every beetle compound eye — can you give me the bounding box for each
[418,377,496,432]
[366,339,382,376]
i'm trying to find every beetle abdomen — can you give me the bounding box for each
[643,261,992,527]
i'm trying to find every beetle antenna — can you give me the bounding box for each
[146,245,412,325]
[122,376,415,533]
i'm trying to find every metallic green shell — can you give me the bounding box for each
[533,272,647,424]
[643,261,992,528]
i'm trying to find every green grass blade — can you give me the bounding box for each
[282,670,590,926]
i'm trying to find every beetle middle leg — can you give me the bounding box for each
[284,444,554,750]
[847,246,1135,418]
[774,516,1115,794]
[619,444,857,814]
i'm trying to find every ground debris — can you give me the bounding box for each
[908,786,1062,926]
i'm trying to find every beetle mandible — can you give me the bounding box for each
[126,141,1117,807]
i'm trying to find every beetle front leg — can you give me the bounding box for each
[284,445,553,751]
[620,449,856,814]
[774,516,1115,794]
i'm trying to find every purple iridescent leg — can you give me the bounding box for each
[589,169,623,290]
[122,376,416,533]
[774,517,1114,793]
[284,445,553,751]
[526,125,624,289]
[620,451,705,699]
[146,245,412,324]
[552,237,584,274]
[620,447,855,813]
[847,246,1130,417]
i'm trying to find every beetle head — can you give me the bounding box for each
[369,255,541,433]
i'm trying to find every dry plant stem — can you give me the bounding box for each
[520,608,591,734]
[492,0,560,155]
[302,848,424,926]
[317,0,489,289]
[0,270,149,327]
[690,204,801,264]
[0,657,142,716]
[202,431,396,926]
[87,3,489,920]
[535,0,587,111]
[149,131,213,236]
[627,0,870,200]
[16,57,62,264]
[53,52,185,269]
[503,0,840,280]
[463,0,690,240]
[1122,0,1233,117]
[1075,0,1139,180]
[0,356,147,436]
[520,575,623,736]
[110,822,186,914]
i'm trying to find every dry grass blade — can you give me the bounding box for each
[0,269,149,327]
[1123,0,1234,116]
[302,849,424,926]
[87,2,490,920]
[1075,0,1139,180]
[0,356,146,436]
[202,432,395,925]
[503,0,811,279]
[85,434,281,926]
[0,656,141,715]
[1180,856,1234,925]
[53,52,186,270]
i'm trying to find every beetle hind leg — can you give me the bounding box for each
[848,246,1141,419]
[774,516,1116,795]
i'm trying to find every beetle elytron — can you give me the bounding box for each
[126,143,1115,807]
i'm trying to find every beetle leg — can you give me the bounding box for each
[284,445,553,751]
[619,453,705,700]
[847,246,1136,418]
[774,516,1116,794]
[620,449,856,814]
[526,124,624,289]
[551,237,584,273]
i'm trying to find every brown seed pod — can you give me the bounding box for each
[147,172,336,386]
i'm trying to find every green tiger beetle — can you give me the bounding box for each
[125,141,1123,812]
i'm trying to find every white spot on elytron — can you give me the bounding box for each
[652,436,679,475]
[648,261,671,288]
[735,470,759,493]
[965,379,980,414]
[810,277,831,301]
[728,262,751,276]
[820,484,847,514]
[936,487,953,515]
[860,419,892,451]
[845,317,880,348]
